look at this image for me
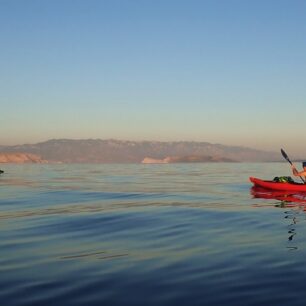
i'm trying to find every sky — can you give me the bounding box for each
[1,0,306,155]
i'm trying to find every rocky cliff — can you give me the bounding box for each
[0,153,46,163]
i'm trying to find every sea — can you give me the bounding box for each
[1,163,306,306]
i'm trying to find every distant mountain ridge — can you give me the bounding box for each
[0,139,280,163]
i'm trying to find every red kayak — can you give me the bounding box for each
[249,177,306,192]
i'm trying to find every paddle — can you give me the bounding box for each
[280,148,305,183]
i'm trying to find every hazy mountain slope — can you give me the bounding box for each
[0,153,46,163]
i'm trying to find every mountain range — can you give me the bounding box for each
[0,139,281,163]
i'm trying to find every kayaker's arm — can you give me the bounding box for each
[291,165,298,176]
[291,165,306,177]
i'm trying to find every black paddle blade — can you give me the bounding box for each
[281,148,292,165]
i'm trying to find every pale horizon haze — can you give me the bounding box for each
[1,0,306,156]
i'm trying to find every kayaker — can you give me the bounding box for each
[291,162,306,181]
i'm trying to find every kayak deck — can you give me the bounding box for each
[249,177,306,192]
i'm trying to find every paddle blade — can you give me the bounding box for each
[281,148,292,165]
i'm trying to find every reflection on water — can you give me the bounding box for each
[250,185,306,251]
[251,186,306,207]
[2,164,306,306]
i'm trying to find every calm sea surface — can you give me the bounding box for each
[1,163,306,306]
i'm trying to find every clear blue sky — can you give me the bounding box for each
[1,0,306,155]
